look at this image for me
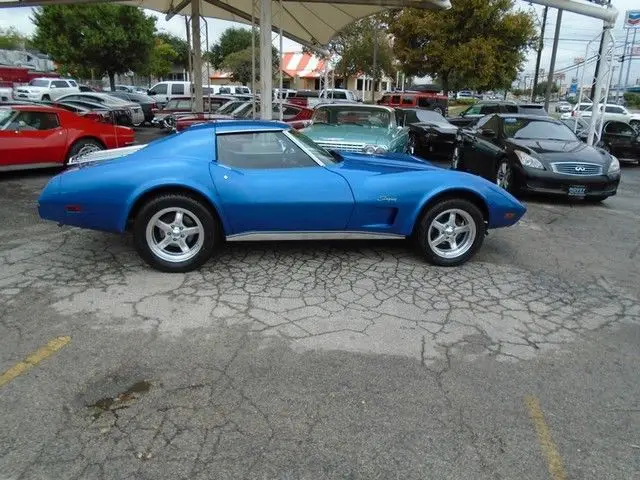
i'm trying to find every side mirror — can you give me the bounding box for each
[480,128,496,138]
[50,85,57,89]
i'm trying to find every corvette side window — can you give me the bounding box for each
[216,131,318,169]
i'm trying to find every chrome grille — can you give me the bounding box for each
[315,141,365,153]
[551,162,603,176]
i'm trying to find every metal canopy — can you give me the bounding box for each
[0,0,451,51]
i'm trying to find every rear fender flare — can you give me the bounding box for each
[120,180,229,234]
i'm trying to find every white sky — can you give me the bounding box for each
[0,0,638,87]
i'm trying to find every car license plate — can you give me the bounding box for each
[568,185,586,196]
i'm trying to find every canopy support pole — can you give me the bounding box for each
[278,0,284,121]
[587,24,614,146]
[191,0,203,114]
[260,0,273,120]
[251,0,257,119]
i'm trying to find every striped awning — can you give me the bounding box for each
[282,52,327,79]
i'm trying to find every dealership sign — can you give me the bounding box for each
[625,10,640,28]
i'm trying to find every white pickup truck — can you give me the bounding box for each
[289,88,361,108]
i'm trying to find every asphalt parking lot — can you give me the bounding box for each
[1,132,639,479]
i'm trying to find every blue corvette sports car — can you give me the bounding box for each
[38,120,526,272]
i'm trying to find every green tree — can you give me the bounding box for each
[304,15,395,84]
[207,27,255,69]
[0,27,31,50]
[533,80,559,96]
[156,32,189,70]
[31,5,156,90]
[221,45,279,85]
[139,38,178,80]
[388,0,537,94]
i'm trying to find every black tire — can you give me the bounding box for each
[65,138,104,164]
[415,198,485,266]
[133,194,218,273]
[41,94,50,102]
[630,120,640,132]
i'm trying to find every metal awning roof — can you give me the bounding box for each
[0,0,451,50]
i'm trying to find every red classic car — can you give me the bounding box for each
[0,104,135,172]
[234,102,314,129]
[175,113,233,132]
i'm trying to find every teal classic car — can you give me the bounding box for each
[301,104,410,154]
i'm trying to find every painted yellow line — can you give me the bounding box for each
[0,336,71,389]
[525,395,567,480]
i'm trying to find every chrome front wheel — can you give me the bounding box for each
[416,199,484,266]
[427,209,476,259]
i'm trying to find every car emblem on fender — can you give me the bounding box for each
[575,166,586,172]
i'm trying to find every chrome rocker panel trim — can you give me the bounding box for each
[226,231,406,242]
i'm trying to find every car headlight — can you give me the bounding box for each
[375,146,388,154]
[608,155,620,173]
[514,150,544,169]
[363,145,376,154]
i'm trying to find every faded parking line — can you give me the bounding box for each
[0,336,71,389]
[525,395,567,480]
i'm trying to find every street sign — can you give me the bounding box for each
[625,10,640,28]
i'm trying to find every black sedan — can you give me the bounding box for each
[453,114,621,201]
[397,108,459,160]
[107,91,157,125]
[52,99,135,126]
[599,121,640,165]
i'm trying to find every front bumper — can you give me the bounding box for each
[14,92,41,101]
[516,165,620,198]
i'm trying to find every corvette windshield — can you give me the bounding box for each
[503,118,577,141]
[312,107,390,127]
[288,129,339,164]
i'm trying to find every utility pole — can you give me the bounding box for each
[624,29,637,94]
[532,6,548,102]
[544,9,563,112]
[617,27,630,102]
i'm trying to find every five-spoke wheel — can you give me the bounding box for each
[134,194,218,272]
[416,198,484,266]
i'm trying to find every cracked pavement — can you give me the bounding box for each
[1,157,639,479]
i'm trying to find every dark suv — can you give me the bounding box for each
[448,101,548,127]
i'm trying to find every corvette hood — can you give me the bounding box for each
[337,151,436,173]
